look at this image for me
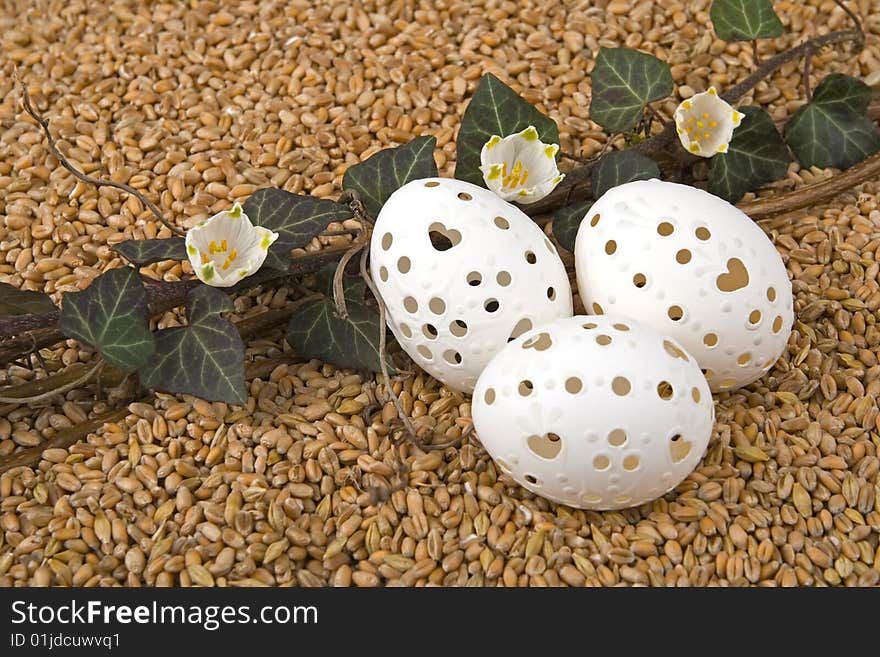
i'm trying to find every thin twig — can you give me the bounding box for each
[17,75,185,237]
[832,0,862,33]
[332,235,366,319]
[645,103,667,127]
[0,359,104,405]
[752,40,760,66]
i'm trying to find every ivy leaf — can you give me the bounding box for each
[315,262,367,302]
[140,286,246,405]
[709,107,790,204]
[710,0,784,41]
[552,200,593,253]
[592,150,661,199]
[243,188,352,270]
[59,267,154,372]
[113,238,187,266]
[0,282,57,316]
[590,48,673,133]
[287,297,392,374]
[342,136,438,219]
[454,73,559,186]
[784,75,880,170]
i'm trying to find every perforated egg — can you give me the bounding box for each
[370,178,572,392]
[574,179,793,392]
[472,315,714,510]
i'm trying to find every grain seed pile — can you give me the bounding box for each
[1,0,880,587]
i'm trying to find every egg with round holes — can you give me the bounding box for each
[574,179,793,392]
[472,315,714,510]
[370,178,572,392]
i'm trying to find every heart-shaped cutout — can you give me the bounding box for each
[522,331,552,351]
[527,432,561,459]
[428,222,462,251]
[669,434,692,463]
[716,257,749,292]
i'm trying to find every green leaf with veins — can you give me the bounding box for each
[784,75,880,170]
[589,48,673,133]
[113,238,187,265]
[454,73,558,186]
[710,0,784,42]
[59,267,155,372]
[552,200,593,253]
[139,286,246,405]
[287,296,393,374]
[709,107,790,204]
[342,136,438,219]
[0,282,57,316]
[315,262,367,302]
[592,150,661,199]
[243,188,352,270]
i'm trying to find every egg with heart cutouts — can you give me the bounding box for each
[574,179,793,392]
[370,178,572,392]
[472,315,714,510]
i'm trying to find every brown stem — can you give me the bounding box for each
[18,75,185,237]
[0,359,104,405]
[752,40,760,66]
[332,236,366,319]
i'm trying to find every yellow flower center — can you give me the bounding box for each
[222,249,238,270]
[502,160,529,190]
[209,239,228,254]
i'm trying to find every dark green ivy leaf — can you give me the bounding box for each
[709,106,790,204]
[287,297,392,374]
[589,48,673,133]
[113,238,187,266]
[59,267,155,372]
[0,282,57,316]
[342,136,438,219]
[710,0,783,42]
[243,188,352,270]
[784,74,880,170]
[592,150,661,199]
[454,73,558,186]
[140,286,246,405]
[552,200,593,253]
[315,262,367,303]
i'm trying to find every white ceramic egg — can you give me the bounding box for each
[472,315,714,510]
[574,179,793,392]
[371,178,572,392]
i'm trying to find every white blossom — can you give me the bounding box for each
[185,203,278,288]
[479,126,564,203]
[674,87,745,157]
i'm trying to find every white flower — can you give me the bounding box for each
[185,203,278,287]
[674,87,745,158]
[479,126,564,203]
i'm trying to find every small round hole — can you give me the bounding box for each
[422,324,438,339]
[604,240,617,255]
[703,333,718,347]
[524,474,538,485]
[612,376,631,396]
[671,434,681,442]
[443,349,462,365]
[608,429,627,446]
[590,213,601,227]
[400,323,413,338]
[397,256,411,273]
[668,305,684,321]
[496,271,511,286]
[596,334,612,346]
[749,309,762,324]
[772,316,783,333]
[676,249,691,264]
[565,377,582,394]
[691,387,701,403]
[429,297,446,314]
[508,318,532,340]
[737,352,751,366]
[623,455,640,471]
[613,323,630,331]
[633,273,647,288]
[695,226,711,240]
[657,381,673,400]
[403,297,418,313]
[379,266,388,282]
[416,345,433,360]
[547,287,556,300]
[381,233,393,250]
[494,216,509,229]
[450,320,468,337]
[458,192,472,201]
[467,271,482,286]
[719,378,738,389]
[657,221,674,236]
[484,299,500,313]
[484,388,495,404]
[424,181,440,187]
[767,287,777,302]
[663,340,688,361]
[592,302,604,315]
[593,455,610,471]
[525,251,537,264]
[518,380,534,396]
[582,322,597,329]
